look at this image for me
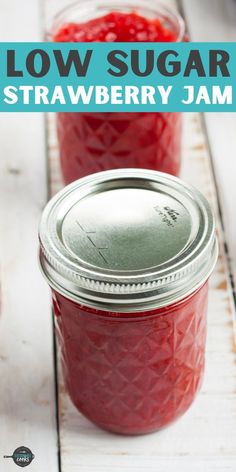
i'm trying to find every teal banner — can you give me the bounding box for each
[0,42,234,111]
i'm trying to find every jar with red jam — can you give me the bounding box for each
[39,169,217,435]
[51,1,186,184]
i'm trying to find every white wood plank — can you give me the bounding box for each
[0,1,58,471]
[182,0,236,41]
[181,0,236,288]
[204,112,236,284]
[0,0,43,41]
[44,1,236,471]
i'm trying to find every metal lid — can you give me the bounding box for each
[39,169,218,312]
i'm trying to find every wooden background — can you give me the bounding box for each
[0,1,236,471]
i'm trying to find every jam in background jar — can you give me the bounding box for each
[52,1,186,184]
[39,169,218,434]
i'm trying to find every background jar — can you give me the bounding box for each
[39,169,218,434]
[50,0,186,184]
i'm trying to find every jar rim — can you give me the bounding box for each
[39,169,218,313]
[47,0,185,42]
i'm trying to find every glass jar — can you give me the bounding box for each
[39,169,218,434]
[51,1,186,184]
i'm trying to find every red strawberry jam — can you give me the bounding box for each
[39,169,218,434]
[53,8,185,183]
[54,11,177,42]
[53,283,208,434]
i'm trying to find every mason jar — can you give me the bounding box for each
[39,169,217,434]
[50,0,186,184]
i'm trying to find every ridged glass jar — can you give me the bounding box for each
[39,169,218,434]
[50,1,186,184]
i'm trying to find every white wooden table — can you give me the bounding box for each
[0,1,236,471]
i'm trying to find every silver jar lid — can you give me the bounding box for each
[39,169,218,312]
